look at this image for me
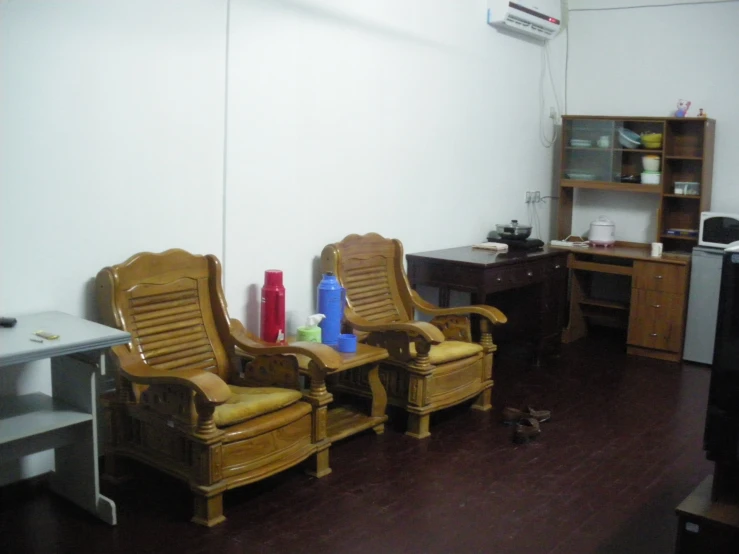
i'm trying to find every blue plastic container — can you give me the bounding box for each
[317,272,345,347]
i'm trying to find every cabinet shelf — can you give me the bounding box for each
[663,194,701,199]
[661,234,698,241]
[665,155,702,161]
[615,148,663,154]
[578,298,629,311]
[561,180,662,194]
[0,392,92,446]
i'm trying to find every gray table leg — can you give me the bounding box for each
[50,353,116,525]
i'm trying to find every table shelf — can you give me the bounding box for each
[326,405,386,443]
[0,392,92,446]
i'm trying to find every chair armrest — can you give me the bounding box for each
[228,319,342,371]
[411,291,507,325]
[110,345,231,405]
[345,313,445,344]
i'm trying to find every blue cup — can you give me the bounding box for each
[337,334,357,353]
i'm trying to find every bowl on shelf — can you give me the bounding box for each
[642,155,661,172]
[641,171,661,185]
[617,128,641,149]
[641,132,663,149]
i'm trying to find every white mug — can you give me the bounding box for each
[597,136,610,148]
[651,242,663,257]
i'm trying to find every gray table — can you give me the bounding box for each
[0,311,130,525]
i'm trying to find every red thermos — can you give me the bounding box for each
[260,270,286,343]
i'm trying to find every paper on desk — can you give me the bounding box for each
[472,242,509,252]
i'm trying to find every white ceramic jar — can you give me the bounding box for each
[589,216,616,246]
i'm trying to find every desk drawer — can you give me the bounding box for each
[633,261,687,293]
[628,289,685,352]
[485,260,547,293]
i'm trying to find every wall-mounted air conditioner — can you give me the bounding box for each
[487,0,562,41]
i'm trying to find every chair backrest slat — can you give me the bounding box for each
[322,233,413,326]
[98,249,232,381]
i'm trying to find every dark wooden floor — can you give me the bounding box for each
[0,330,714,554]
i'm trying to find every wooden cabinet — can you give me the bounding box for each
[560,247,691,362]
[627,260,690,361]
[558,116,715,254]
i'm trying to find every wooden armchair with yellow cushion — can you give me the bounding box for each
[321,233,507,439]
[96,249,341,526]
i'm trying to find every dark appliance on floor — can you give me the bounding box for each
[704,245,739,502]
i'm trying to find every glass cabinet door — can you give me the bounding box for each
[562,119,616,183]
[562,118,666,186]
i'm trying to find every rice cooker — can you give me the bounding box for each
[588,216,616,246]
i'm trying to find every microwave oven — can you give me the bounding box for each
[699,212,739,249]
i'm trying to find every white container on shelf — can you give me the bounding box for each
[642,155,661,172]
[641,172,661,185]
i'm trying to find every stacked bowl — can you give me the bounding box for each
[641,155,661,185]
[641,133,662,149]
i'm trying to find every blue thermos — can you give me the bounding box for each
[317,272,345,347]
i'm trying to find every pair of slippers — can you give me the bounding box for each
[502,406,551,443]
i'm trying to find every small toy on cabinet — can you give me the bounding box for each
[675,99,692,117]
[698,108,707,117]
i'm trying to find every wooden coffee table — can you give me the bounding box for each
[296,342,389,446]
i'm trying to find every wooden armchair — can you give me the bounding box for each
[321,233,507,439]
[96,249,341,526]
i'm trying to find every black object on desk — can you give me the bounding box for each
[487,231,545,252]
[0,317,17,328]
[406,246,568,365]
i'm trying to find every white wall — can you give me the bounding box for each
[565,0,739,241]
[224,0,565,332]
[0,0,566,482]
[0,0,227,481]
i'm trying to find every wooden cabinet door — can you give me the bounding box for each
[628,290,685,352]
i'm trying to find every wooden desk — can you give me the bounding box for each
[0,311,130,525]
[406,246,569,364]
[552,244,691,362]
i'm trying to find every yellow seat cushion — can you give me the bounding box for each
[409,340,483,365]
[213,385,303,428]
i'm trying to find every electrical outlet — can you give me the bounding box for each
[533,191,541,203]
[549,107,556,119]
[525,191,532,203]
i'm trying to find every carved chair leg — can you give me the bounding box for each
[191,490,225,527]
[102,453,132,485]
[406,412,431,440]
[305,445,332,478]
[471,388,492,412]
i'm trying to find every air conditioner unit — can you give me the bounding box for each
[487,0,562,41]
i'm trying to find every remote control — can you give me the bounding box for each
[0,317,17,328]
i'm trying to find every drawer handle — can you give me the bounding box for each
[652,304,661,308]
[650,333,658,337]
[527,271,533,277]
[654,275,663,280]
[554,264,561,269]
[496,277,502,282]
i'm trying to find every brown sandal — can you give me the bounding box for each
[502,406,551,425]
[513,417,541,444]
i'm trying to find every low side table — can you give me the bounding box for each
[0,311,130,525]
[295,342,389,476]
[675,475,739,554]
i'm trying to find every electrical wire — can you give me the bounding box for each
[538,47,557,148]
